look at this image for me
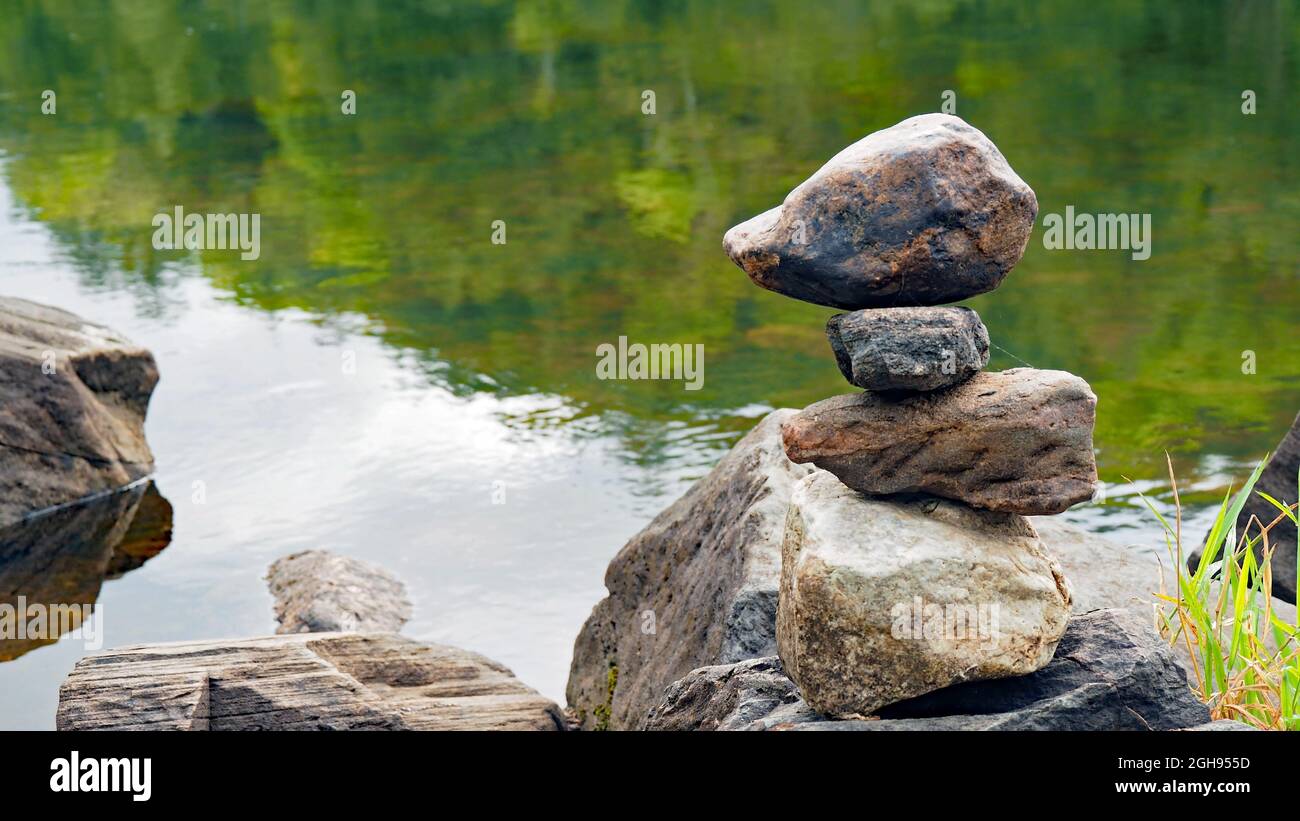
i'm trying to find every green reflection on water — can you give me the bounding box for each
[0,0,1296,483]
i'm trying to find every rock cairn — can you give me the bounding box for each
[724,113,1098,718]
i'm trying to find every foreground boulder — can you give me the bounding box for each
[1189,411,1299,603]
[650,609,1210,731]
[0,297,158,525]
[57,633,566,730]
[267,550,412,634]
[567,409,813,730]
[0,480,172,661]
[723,114,1037,310]
[567,413,1161,729]
[782,368,1098,515]
[777,471,1072,717]
[827,306,989,392]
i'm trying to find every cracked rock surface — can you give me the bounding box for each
[57,632,567,731]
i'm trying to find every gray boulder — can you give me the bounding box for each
[782,368,1098,515]
[826,306,989,392]
[645,656,802,731]
[651,609,1210,731]
[1189,411,1299,603]
[266,550,412,634]
[566,409,813,730]
[777,471,1072,717]
[0,297,158,525]
[723,113,1037,309]
[57,632,566,731]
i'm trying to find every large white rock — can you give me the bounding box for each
[777,471,1072,717]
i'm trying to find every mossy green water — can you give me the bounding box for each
[0,0,1296,485]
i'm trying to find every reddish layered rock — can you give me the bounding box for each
[781,368,1098,515]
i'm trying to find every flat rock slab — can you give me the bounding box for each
[782,368,1098,515]
[777,471,1072,717]
[827,306,988,392]
[1190,410,1299,603]
[57,632,566,731]
[723,113,1037,309]
[566,409,813,730]
[0,297,158,526]
[267,550,412,634]
[650,609,1210,731]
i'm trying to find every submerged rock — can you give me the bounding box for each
[782,368,1098,515]
[1189,410,1299,603]
[57,632,566,731]
[777,471,1072,717]
[652,609,1210,731]
[0,297,158,526]
[0,480,172,661]
[826,306,988,392]
[566,409,813,730]
[105,482,174,578]
[267,550,412,634]
[723,114,1037,310]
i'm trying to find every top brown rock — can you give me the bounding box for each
[723,113,1037,309]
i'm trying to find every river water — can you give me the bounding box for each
[0,0,1296,728]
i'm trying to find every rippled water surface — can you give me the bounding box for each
[0,1,1297,728]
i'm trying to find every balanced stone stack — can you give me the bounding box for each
[724,113,1098,718]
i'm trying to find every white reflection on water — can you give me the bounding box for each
[0,177,706,728]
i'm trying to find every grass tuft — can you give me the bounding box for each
[1131,454,1299,730]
